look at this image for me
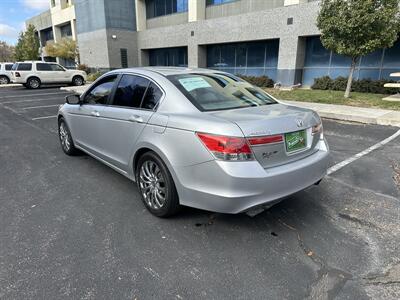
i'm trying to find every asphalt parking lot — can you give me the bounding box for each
[0,86,399,299]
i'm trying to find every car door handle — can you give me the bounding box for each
[91,111,100,117]
[129,115,143,123]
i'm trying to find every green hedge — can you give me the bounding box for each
[312,76,399,94]
[238,75,275,88]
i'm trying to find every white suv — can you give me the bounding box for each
[11,61,87,89]
[0,62,14,85]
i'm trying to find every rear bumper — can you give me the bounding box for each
[173,139,329,214]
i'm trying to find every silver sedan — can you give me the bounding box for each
[58,67,329,217]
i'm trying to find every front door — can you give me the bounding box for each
[68,75,118,157]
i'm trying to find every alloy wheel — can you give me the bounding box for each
[74,77,83,86]
[0,77,9,85]
[139,160,167,210]
[59,122,71,152]
[29,79,40,89]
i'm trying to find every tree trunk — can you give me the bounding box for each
[344,57,357,98]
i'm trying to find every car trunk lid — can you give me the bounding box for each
[208,103,322,168]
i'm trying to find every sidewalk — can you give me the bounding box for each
[0,84,22,88]
[60,85,400,127]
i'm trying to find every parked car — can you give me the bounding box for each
[0,62,14,84]
[11,61,87,89]
[58,67,329,217]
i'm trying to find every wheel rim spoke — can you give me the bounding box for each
[139,160,167,210]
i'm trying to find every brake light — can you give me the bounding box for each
[196,132,253,161]
[248,135,283,145]
[15,72,20,77]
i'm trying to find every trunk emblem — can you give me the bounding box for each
[296,119,304,128]
[262,150,278,159]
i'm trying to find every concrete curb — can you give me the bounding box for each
[0,84,22,88]
[283,100,400,128]
[60,85,400,128]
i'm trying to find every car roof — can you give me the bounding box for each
[109,67,223,77]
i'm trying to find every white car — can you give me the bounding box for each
[11,61,87,89]
[0,62,14,85]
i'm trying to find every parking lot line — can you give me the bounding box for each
[0,92,69,99]
[327,128,400,175]
[1,97,64,104]
[23,104,60,110]
[32,115,58,121]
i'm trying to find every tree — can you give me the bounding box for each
[0,41,15,62]
[317,0,400,98]
[14,24,40,61]
[45,38,79,64]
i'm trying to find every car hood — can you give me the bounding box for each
[208,103,320,136]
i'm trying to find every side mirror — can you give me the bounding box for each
[65,94,81,105]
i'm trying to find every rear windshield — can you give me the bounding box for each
[17,63,32,71]
[167,73,277,111]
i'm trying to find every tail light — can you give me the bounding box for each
[248,134,283,146]
[15,72,21,77]
[196,132,253,161]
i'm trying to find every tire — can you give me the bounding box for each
[136,152,180,217]
[27,77,41,89]
[72,76,84,86]
[58,118,78,156]
[0,75,10,85]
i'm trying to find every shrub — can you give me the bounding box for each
[87,72,102,82]
[311,76,332,90]
[312,76,399,94]
[238,75,274,88]
[77,63,89,74]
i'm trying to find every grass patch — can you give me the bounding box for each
[265,88,400,111]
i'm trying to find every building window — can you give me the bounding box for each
[146,0,188,19]
[206,0,237,6]
[206,40,279,81]
[60,23,72,37]
[42,28,54,42]
[51,0,56,7]
[302,36,400,86]
[149,47,188,67]
[120,49,128,68]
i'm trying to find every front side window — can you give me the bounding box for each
[168,74,277,111]
[113,75,150,108]
[84,76,117,105]
[50,64,65,71]
[5,64,13,71]
[17,63,32,71]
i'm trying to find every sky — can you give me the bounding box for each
[0,0,49,45]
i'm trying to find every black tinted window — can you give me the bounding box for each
[36,63,52,71]
[50,64,65,71]
[17,63,32,71]
[84,76,117,105]
[5,64,13,71]
[113,75,150,108]
[142,82,162,110]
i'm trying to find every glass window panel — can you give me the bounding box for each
[236,44,247,68]
[220,44,235,67]
[177,0,188,12]
[265,40,279,68]
[155,0,165,17]
[304,36,331,67]
[207,46,221,68]
[383,39,400,67]
[166,0,173,14]
[146,0,155,18]
[302,69,329,86]
[331,52,352,67]
[235,68,246,75]
[246,68,264,76]
[380,69,400,80]
[358,69,380,80]
[360,49,383,67]
[329,68,351,79]
[142,82,163,110]
[265,69,277,81]
[247,42,265,67]
[113,75,150,108]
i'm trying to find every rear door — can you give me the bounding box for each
[36,63,53,83]
[99,74,163,171]
[68,75,118,157]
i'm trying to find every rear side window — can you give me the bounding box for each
[84,76,117,105]
[113,75,150,108]
[141,82,162,110]
[36,63,52,71]
[5,64,13,71]
[17,63,32,71]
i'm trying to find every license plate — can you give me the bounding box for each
[285,130,307,153]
